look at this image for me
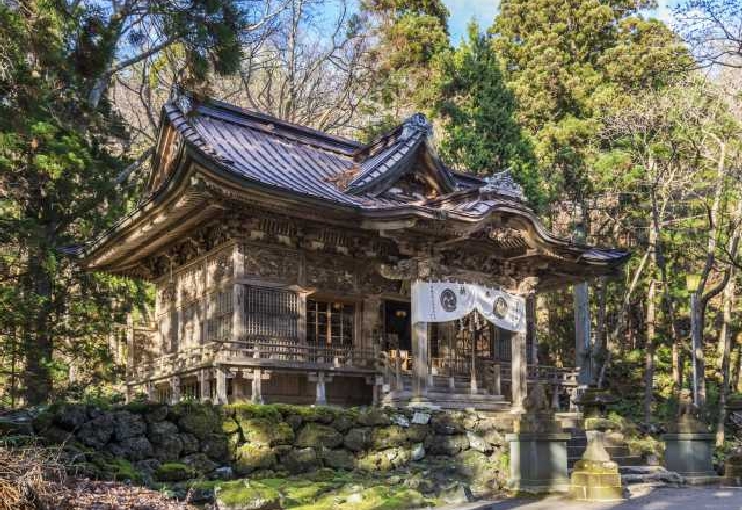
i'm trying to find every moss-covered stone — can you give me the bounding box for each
[155,462,196,482]
[321,448,355,470]
[296,423,342,448]
[282,447,320,474]
[344,428,371,452]
[239,418,294,447]
[357,408,390,427]
[425,434,469,455]
[178,405,220,439]
[234,444,277,474]
[217,480,281,510]
[371,425,407,450]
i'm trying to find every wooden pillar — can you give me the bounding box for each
[170,376,180,405]
[526,295,537,364]
[492,362,501,396]
[233,244,245,343]
[411,320,429,402]
[147,381,156,402]
[199,369,210,402]
[574,282,592,385]
[470,316,478,394]
[251,369,263,404]
[511,329,527,412]
[215,366,228,404]
[315,372,327,406]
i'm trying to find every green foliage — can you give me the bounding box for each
[428,22,542,206]
[492,0,689,204]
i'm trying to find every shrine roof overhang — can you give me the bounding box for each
[67,95,629,282]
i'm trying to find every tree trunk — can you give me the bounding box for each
[716,275,734,446]
[691,292,706,408]
[24,254,54,405]
[645,279,656,429]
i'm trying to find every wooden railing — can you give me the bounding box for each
[377,349,578,396]
[130,340,380,382]
[217,340,379,370]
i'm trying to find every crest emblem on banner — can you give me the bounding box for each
[493,296,508,319]
[440,288,457,312]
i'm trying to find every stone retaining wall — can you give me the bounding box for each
[32,403,511,495]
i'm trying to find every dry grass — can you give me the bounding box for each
[0,442,198,510]
[0,442,66,510]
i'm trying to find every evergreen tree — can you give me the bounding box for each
[491,0,689,213]
[430,22,541,207]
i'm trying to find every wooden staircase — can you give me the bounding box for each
[381,374,510,411]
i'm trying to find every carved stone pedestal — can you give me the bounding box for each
[506,432,571,494]
[663,433,717,483]
[570,429,624,502]
[506,384,570,494]
[570,388,624,502]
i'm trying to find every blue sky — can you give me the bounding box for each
[442,0,679,42]
[443,0,499,42]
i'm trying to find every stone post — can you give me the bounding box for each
[506,384,571,494]
[663,389,718,484]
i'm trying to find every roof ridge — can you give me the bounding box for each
[184,96,364,154]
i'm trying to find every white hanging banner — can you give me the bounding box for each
[411,281,476,324]
[411,281,526,332]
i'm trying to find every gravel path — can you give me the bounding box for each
[449,487,742,510]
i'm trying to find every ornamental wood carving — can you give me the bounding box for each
[243,245,300,282]
[209,251,234,289]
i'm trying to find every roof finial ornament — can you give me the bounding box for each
[480,169,524,200]
[402,112,432,139]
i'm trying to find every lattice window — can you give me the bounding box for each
[180,302,200,348]
[158,310,178,353]
[245,286,299,339]
[495,327,512,361]
[307,299,355,346]
[207,289,233,341]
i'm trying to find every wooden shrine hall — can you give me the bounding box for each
[72,92,629,410]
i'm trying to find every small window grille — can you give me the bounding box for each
[245,286,299,339]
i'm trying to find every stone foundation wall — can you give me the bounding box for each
[33,403,510,495]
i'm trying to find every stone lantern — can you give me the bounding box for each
[570,387,624,502]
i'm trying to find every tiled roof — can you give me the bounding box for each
[165,98,484,209]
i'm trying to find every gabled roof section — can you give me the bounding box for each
[345,113,458,197]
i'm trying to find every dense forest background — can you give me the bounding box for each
[2,0,742,441]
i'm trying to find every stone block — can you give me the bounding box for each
[663,433,716,479]
[725,454,742,486]
[506,432,570,494]
[296,423,343,449]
